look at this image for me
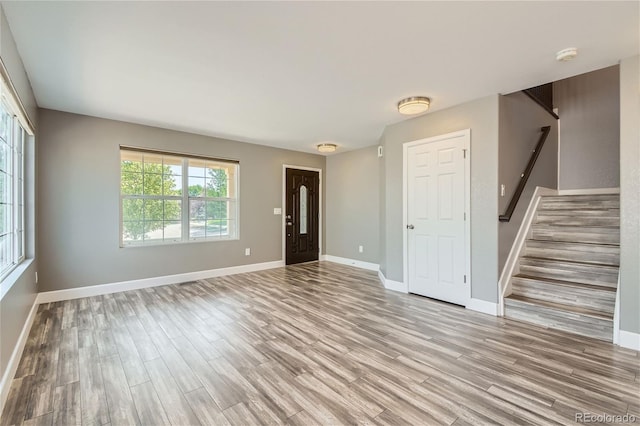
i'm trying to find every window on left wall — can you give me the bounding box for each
[0,101,26,280]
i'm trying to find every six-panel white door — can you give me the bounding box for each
[407,133,468,305]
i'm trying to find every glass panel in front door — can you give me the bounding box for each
[299,185,307,234]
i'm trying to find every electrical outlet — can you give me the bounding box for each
[245,248,251,256]
[358,245,364,253]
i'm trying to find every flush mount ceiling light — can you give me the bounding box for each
[556,47,578,62]
[397,96,431,115]
[317,143,337,153]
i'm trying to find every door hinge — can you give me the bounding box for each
[463,149,467,159]
[464,275,467,283]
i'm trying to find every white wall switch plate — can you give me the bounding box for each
[245,248,251,256]
[273,207,282,215]
[358,245,364,253]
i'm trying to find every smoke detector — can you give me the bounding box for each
[556,48,578,62]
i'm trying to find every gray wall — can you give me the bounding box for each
[498,92,558,271]
[619,56,639,335]
[326,146,379,263]
[37,109,325,292]
[378,134,386,274]
[0,5,38,390]
[380,95,500,303]
[0,8,37,126]
[554,66,620,190]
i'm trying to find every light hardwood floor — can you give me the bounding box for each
[2,262,639,425]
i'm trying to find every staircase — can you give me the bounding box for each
[504,193,619,342]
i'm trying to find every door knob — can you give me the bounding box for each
[406,224,415,230]
[287,222,293,226]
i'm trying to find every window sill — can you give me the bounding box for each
[0,258,35,302]
[120,237,240,248]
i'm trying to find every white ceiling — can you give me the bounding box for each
[2,1,638,154]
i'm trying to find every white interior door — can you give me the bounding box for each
[406,132,469,306]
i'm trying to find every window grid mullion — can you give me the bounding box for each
[182,158,189,242]
[7,113,14,266]
[188,196,235,202]
[12,117,18,263]
[141,155,146,230]
[18,129,24,261]
[121,195,182,200]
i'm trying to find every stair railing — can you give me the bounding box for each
[499,126,551,222]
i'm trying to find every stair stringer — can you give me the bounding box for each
[613,273,620,345]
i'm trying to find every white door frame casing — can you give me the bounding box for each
[402,129,471,305]
[282,165,323,263]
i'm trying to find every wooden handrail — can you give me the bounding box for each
[499,126,551,222]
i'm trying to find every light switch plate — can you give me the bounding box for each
[274,207,282,215]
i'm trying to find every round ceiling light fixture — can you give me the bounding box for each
[317,143,337,153]
[556,47,578,62]
[397,96,431,115]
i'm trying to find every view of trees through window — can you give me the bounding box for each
[120,149,238,245]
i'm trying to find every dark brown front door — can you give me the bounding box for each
[285,168,319,265]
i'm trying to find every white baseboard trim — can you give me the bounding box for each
[378,270,408,293]
[557,187,620,195]
[466,298,499,316]
[36,260,285,304]
[613,275,620,345]
[618,330,640,351]
[322,255,379,272]
[0,297,38,414]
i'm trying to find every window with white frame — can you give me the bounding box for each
[0,101,26,279]
[120,148,238,246]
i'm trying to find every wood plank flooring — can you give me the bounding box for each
[2,262,639,425]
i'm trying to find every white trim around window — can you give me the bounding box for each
[0,95,29,282]
[119,147,239,247]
